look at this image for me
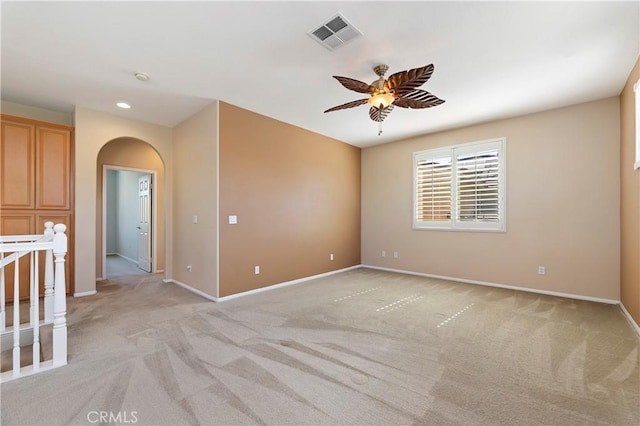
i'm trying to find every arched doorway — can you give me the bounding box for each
[96,137,166,280]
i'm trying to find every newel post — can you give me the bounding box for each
[43,221,55,324]
[52,223,68,367]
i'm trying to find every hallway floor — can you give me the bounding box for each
[106,254,149,278]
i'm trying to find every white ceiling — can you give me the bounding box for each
[1,1,638,148]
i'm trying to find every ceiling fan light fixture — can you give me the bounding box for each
[324,63,445,135]
[367,92,394,109]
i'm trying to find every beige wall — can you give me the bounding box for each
[362,97,620,301]
[96,138,166,278]
[6,81,631,309]
[74,107,173,296]
[1,101,73,127]
[620,56,640,326]
[172,102,219,297]
[218,102,361,297]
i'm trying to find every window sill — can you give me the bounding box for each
[413,225,506,233]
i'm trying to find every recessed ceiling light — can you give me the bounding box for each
[116,102,131,109]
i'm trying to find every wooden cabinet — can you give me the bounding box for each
[1,115,74,297]
[1,120,35,208]
[36,126,71,210]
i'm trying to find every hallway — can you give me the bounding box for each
[106,254,148,279]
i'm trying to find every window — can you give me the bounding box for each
[413,138,506,231]
[635,79,640,170]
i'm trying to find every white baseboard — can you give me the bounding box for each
[163,265,361,303]
[164,279,218,302]
[619,302,640,336]
[216,265,361,302]
[115,253,137,264]
[361,265,620,305]
[74,290,97,298]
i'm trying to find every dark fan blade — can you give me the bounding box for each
[385,64,434,95]
[324,98,369,113]
[333,76,375,94]
[369,104,394,122]
[393,89,445,109]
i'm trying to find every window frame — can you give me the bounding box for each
[634,79,640,170]
[413,137,506,232]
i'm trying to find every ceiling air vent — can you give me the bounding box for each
[309,13,362,51]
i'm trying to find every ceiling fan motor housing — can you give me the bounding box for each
[371,78,386,92]
[373,64,389,77]
[371,65,391,95]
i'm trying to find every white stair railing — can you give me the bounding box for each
[0,222,68,382]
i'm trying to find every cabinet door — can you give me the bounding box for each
[36,214,73,294]
[0,213,35,302]
[1,121,35,209]
[36,127,71,210]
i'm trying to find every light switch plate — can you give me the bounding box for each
[229,215,237,225]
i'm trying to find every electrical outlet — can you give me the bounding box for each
[393,251,399,259]
[254,265,260,275]
[538,266,545,275]
[382,250,386,257]
[330,253,334,261]
[186,264,192,272]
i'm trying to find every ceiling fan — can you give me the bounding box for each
[324,63,445,135]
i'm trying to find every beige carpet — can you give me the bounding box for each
[1,268,638,425]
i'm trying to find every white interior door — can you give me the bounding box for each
[137,174,152,272]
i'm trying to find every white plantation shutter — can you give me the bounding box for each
[456,145,500,223]
[414,138,505,231]
[414,150,452,226]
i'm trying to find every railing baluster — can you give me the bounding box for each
[29,252,35,327]
[0,251,5,332]
[32,249,40,371]
[13,252,21,377]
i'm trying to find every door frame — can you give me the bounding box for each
[101,164,158,279]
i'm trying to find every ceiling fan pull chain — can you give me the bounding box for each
[378,119,383,136]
